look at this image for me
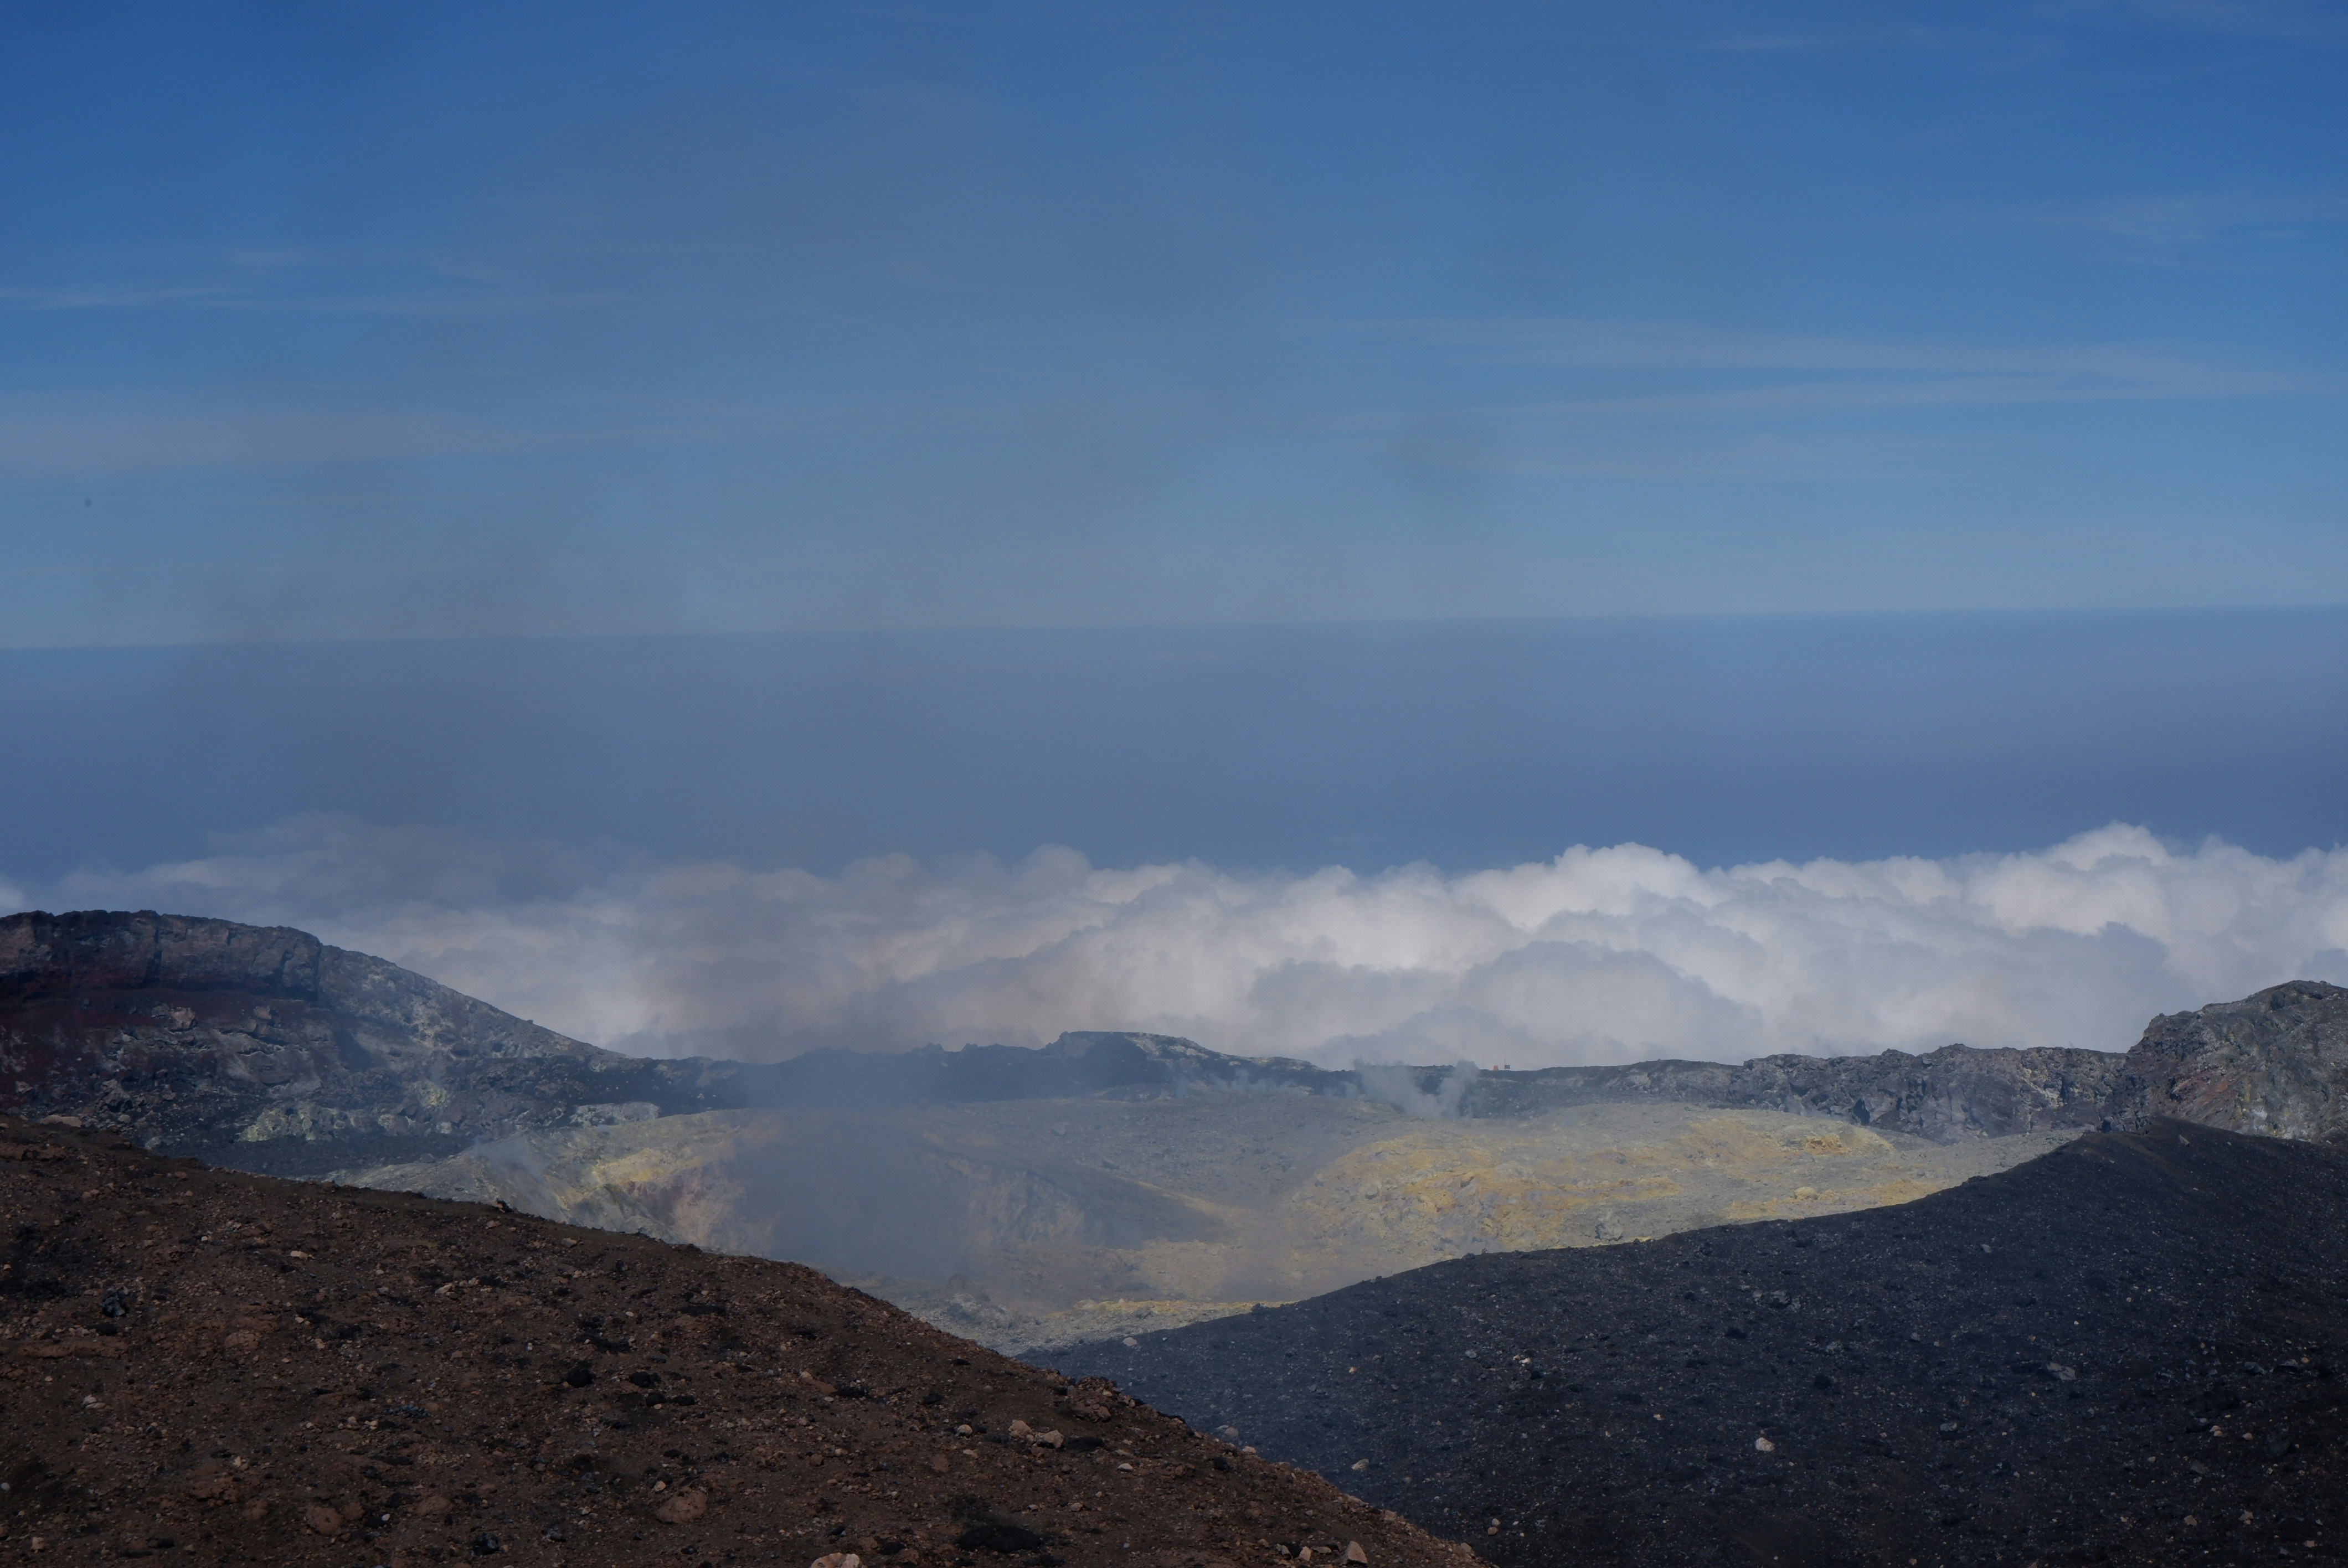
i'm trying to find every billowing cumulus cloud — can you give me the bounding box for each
[27,817,2348,1066]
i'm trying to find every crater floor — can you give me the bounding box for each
[343,1096,2079,1355]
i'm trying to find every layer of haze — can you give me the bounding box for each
[2,613,2343,884]
[4,613,2344,1066]
[4,2,2344,644]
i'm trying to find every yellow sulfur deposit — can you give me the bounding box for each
[342,1094,2076,1354]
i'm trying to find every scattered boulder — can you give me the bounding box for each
[181,1464,234,1500]
[1064,1375,1123,1421]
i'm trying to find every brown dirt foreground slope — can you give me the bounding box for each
[0,1117,1478,1568]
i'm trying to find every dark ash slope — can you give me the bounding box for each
[1061,1122,2348,1567]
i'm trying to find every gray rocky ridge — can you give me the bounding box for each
[4,909,2345,1175]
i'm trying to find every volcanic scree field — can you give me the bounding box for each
[0,1115,1476,1568]
[1061,1122,2348,1567]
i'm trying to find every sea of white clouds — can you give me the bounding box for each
[11,817,2346,1067]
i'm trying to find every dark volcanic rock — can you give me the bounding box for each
[1462,980,2348,1144]
[740,1028,1339,1106]
[0,911,1337,1176]
[0,909,668,1175]
[1060,1120,2348,1567]
[2103,978,2348,1139]
[1461,1044,2123,1140]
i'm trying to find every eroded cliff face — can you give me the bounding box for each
[1462,1044,2123,1140]
[2103,978,2348,1139]
[0,910,755,1173]
[1456,981,2348,1141]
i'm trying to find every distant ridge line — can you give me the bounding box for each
[4,910,2344,1172]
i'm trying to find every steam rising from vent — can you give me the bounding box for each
[463,1133,559,1214]
[1356,1064,1481,1118]
[29,816,2348,1066]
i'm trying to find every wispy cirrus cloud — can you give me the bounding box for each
[1700,26,1949,53]
[1388,318,2341,415]
[1709,3,2348,53]
[2084,0,2348,42]
[1957,190,2348,250]
[1530,368,2333,416]
[1412,318,2295,378]
[0,403,599,471]
[0,284,238,311]
[0,281,622,316]
[0,243,626,316]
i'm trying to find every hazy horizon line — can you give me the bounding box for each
[7,600,2347,656]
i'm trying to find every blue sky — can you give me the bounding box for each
[3,1,2343,647]
[4,6,2347,1060]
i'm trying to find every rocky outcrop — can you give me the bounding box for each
[0,907,323,998]
[0,910,752,1174]
[2102,978,2348,1139]
[0,914,1336,1175]
[1464,1044,2123,1141]
[1467,982,2348,1142]
[714,1028,1335,1107]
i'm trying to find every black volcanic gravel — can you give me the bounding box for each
[1061,1122,2348,1567]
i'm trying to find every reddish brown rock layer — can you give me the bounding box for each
[2105,979,2348,1140]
